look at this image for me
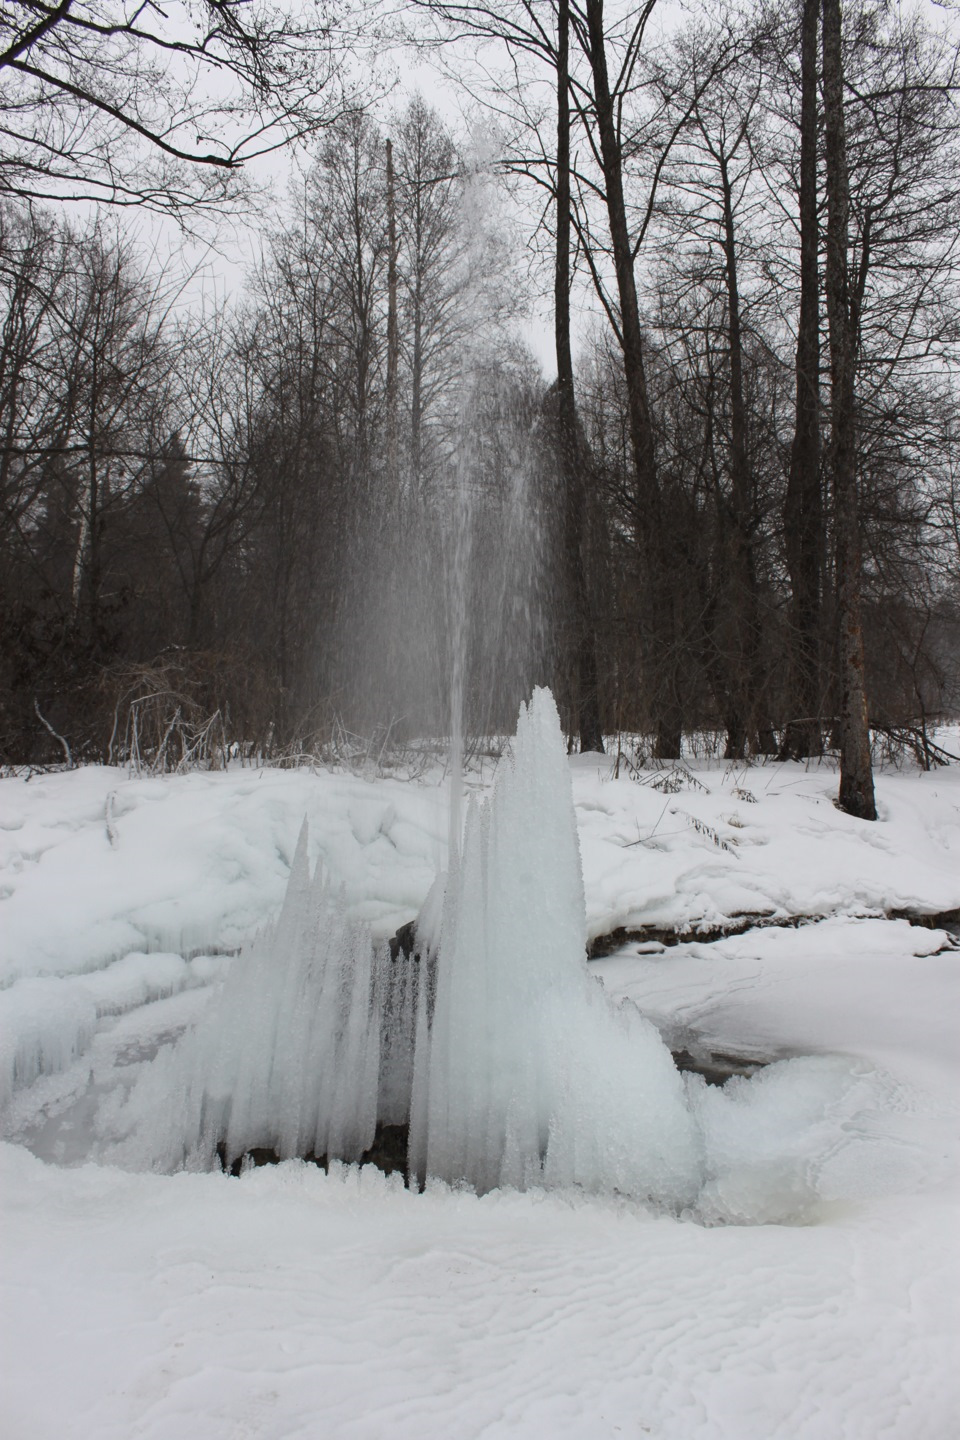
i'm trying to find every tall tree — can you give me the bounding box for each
[576,0,686,755]
[555,0,603,750]
[385,136,400,499]
[393,95,468,502]
[821,0,876,818]
[781,0,824,760]
[655,24,775,757]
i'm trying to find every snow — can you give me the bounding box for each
[3,750,957,990]
[2,1150,957,1440]
[573,756,960,937]
[1,737,959,1438]
[0,764,447,981]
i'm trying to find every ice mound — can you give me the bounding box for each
[0,978,98,1110]
[108,826,421,1172]
[408,688,702,1205]
[111,691,701,1201]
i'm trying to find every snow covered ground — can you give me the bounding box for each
[1,747,959,1438]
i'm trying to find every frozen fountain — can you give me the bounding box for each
[114,688,702,1205]
[106,680,888,1227]
[102,259,868,1208]
[409,687,701,1204]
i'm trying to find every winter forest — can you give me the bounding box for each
[2,2,960,1438]
[2,0,958,801]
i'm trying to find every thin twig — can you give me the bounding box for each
[33,699,72,768]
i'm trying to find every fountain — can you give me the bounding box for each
[102,260,871,1217]
[112,687,703,1208]
[103,669,891,1231]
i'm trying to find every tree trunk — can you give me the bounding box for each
[782,0,824,761]
[73,354,103,652]
[411,184,424,501]
[556,0,603,752]
[718,152,766,756]
[584,0,681,756]
[386,138,400,507]
[821,0,876,819]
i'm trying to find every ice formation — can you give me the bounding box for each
[409,687,702,1204]
[113,688,702,1204]
[111,825,423,1172]
[63,686,903,1225]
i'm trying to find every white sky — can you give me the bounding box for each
[134,0,959,377]
[134,9,605,376]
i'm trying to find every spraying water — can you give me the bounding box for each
[99,152,861,1208]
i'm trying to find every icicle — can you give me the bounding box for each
[113,824,387,1172]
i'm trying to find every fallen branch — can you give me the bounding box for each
[104,791,119,848]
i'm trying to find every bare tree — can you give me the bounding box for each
[393,95,470,504]
[652,21,778,757]
[822,0,876,817]
[780,0,825,760]
[572,0,699,755]
[555,0,603,750]
[0,0,359,215]
[0,211,206,755]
